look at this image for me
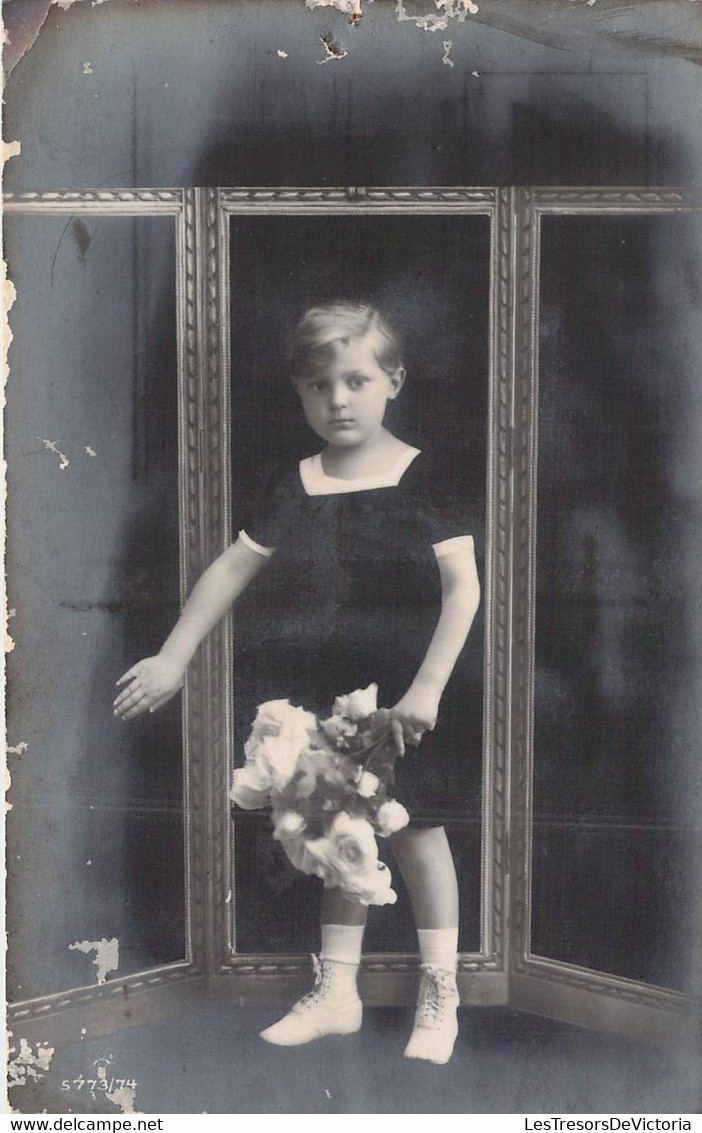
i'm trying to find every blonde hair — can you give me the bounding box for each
[288,301,403,382]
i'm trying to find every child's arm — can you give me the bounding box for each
[390,541,481,754]
[113,538,270,721]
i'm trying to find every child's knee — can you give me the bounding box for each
[390,823,446,858]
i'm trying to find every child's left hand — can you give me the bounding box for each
[389,680,441,756]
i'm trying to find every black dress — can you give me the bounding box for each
[231,447,478,826]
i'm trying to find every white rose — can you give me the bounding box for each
[230,763,272,809]
[320,714,358,742]
[303,812,397,906]
[329,810,378,863]
[359,861,397,907]
[272,809,307,838]
[357,771,380,799]
[250,699,297,738]
[257,734,301,790]
[375,799,410,836]
[281,832,327,878]
[331,683,378,722]
[250,700,317,749]
[235,707,313,807]
[281,705,318,747]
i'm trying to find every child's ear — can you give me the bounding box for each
[389,367,406,398]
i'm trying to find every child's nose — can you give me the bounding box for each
[328,382,348,408]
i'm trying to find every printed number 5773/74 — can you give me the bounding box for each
[61,1078,136,1092]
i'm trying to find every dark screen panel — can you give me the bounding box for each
[5,215,185,999]
[532,214,702,994]
[229,214,489,953]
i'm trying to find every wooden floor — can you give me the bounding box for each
[9,997,700,1114]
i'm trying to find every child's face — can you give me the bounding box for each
[294,332,404,449]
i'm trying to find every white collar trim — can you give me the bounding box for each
[299,447,421,496]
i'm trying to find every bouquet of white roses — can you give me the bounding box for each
[230,683,410,906]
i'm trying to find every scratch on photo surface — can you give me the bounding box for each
[3,197,19,411]
[2,140,22,168]
[442,39,455,65]
[3,252,17,665]
[6,742,28,813]
[3,260,16,653]
[106,1085,140,1114]
[99,1061,140,1114]
[37,437,70,470]
[395,0,479,32]
[5,601,15,653]
[317,34,348,62]
[4,0,135,78]
[53,0,134,8]
[306,0,364,22]
[7,1033,55,1090]
[68,936,119,984]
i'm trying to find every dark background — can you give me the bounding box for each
[534,214,702,994]
[227,214,489,953]
[4,0,702,1001]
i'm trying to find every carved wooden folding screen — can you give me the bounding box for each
[5,187,700,1046]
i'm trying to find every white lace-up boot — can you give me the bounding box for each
[259,955,363,1046]
[403,964,460,1064]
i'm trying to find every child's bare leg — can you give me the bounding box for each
[322,886,368,926]
[259,889,366,1046]
[390,825,459,928]
[390,823,461,1064]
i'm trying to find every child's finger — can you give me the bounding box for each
[119,704,144,721]
[390,716,405,757]
[113,681,139,708]
[115,663,144,687]
[114,696,139,719]
[114,682,149,714]
[119,694,151,721]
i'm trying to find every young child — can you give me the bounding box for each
[114,301,480,1065]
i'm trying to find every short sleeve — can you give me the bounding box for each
[424,503,474,561]
[408,454,475,560]
[238,465,302,555]
[433,533,474,559]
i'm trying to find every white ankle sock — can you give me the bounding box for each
[417,927,459,972]
[319,924,364,1000]
[321,923,365,966]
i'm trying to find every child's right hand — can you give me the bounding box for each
[113,654,185,721]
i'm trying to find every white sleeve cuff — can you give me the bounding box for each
[238,529,275,558]
[432,534,474,559]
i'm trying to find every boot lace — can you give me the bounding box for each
[296,954,332,1011]
[414,965,458,1029]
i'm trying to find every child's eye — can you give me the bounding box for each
[347,376,367,390]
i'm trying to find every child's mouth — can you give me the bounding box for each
[329,419,355,429]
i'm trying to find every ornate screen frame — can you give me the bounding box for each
[207,188,512,1007]
[6,186,701,1044]
[508,187,702,1041]
[3,189,203,1037]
